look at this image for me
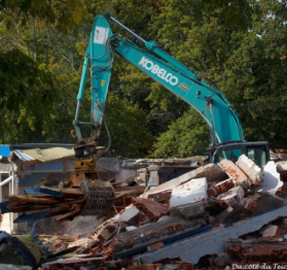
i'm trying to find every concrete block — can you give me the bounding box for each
[169,178,207,209]
[260,224,280,237]
[157,215,171,222]
[236,154,262,185]
[114,204,140,223]
[256,161,282,195]
[217,186,245,207]
[214,205,243,225]
[133,202,287,265]
[125,226,138,231]
[142,163,227,199]
[218,159,251,187]
[170,201,206,219]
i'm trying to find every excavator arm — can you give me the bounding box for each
[70,16,115,216]
[104,14,244,146]
[91,14,269,166]
[73,15,113,160]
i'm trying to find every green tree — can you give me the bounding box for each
[221,0,287,149]
[0,1,85,144]
[101,93,154,157]
[0,49,55,143]
[153,110,209,158]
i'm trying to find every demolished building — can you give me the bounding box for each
[1,153,287,269]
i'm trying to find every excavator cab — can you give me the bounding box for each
[211,141,270,167]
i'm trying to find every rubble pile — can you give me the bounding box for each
[37,155,287,269]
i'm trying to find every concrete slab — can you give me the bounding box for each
[142,164,227,199]
[133,203,287,265]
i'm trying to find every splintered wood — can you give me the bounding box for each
[1,187,85,223]
[1,185,144,223]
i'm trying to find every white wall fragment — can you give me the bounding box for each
[169,177,207,209]
[256,161,282,195]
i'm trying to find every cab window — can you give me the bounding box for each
[247,147,267,167]
[217,148,243,163]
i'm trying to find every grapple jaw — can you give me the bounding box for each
[71,157,115,216]
[80,178,115,216]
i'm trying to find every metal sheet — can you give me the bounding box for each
[13,149,35,162]
[20,147,74,162]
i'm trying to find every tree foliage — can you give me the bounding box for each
[1,0,287,157]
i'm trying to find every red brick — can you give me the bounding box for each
[218,159,250,187]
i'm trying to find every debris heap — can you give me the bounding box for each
[3,154,287,269]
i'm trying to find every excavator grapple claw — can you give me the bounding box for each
[80,179,115,216]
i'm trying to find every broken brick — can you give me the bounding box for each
[218,159,251,187]
[133,198,169,220]
[142,163,227,199]
[207,178,235,197]
[147,241,164,251]
[147,190,172,202]
[217,186,245,208]
[112,216,207,258]
[225,238,287,262]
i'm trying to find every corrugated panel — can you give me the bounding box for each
[13,149,35,162]
[21,147,74,162]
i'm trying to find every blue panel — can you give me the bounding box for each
[1,201,9,213]
[0,145,11,157]
[13,210,51,223]
[38,187,64,196]
[24,189,41,194]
